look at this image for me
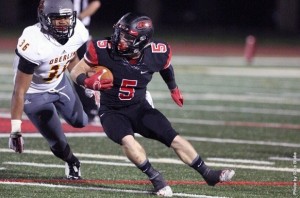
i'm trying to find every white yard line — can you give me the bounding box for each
[0,181,228,198]
[183,136,300,148]
[3,162,65,168]
[206,158,275,165]
[172,56,300,67]
[2,53,300,67]
[5,91,300,104]
[176,66,300,78]
[204,163,300,172]
[152,92,300,105]
[169,118,300,129]
[2,160,299,173]
[1,150,299,172]
[3,99,300,119]
[155,103,300,116]
[0,133,299,148]
[269,156,300,161]
[2,161,134,168]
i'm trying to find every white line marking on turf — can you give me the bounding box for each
[3,161,134,167]
[0,133,101,138]
[2,53,300,67]
[152,92,300,105]
[2,157,299,173]
[169,118,300,129]
[206,158,275,165]
[0,167,6,170]
[155,103,300,116]
[3,162,64,168]
[177,65,300,77]
[0,181,227,198]
[183,136,300,148]
[81,160,134,167]
[205,163,300,172]
[0,133,299,148]
[269,156,300,161]
[172,55,300,68]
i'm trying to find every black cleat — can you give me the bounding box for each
[203,169,235,186]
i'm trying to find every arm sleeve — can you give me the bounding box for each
[15,49,38,74]
[159,64,177,90]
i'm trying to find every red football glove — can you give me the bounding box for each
[84,70,113,90]
[170,87,183,107]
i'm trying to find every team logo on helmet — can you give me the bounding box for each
[136,20,152,30]
[111,13,154,57]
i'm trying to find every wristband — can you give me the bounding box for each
[11,120,22,133]
[76,73,87,86]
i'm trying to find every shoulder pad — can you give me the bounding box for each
[16,25,42,64]
[143,40,172,71]
[74,20,89,43]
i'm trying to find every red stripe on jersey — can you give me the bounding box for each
[85,41,98,65]
[164,44,172,69]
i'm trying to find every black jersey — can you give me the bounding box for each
[84,39,172,108]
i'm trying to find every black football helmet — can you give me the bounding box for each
[37,0,76,44]
[111,12,154,58]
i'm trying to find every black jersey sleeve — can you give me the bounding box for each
[15,49,38,74]
[159,65,177,90]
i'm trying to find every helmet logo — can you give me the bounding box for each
[136,20,152,30]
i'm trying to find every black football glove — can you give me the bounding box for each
[9,120,24,153]
[9,132,24,153]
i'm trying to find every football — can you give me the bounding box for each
[87,66,114,82]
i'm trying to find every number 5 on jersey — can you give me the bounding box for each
[119,79,137,100]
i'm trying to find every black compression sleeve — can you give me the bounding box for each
[15,50,37,74]
[159,65,177,90]
[76,73,87,86]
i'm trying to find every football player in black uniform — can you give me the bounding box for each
[71,12,235,196]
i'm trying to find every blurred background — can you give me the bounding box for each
[1,0,300,48]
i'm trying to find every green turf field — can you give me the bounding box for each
[0,54,299,197]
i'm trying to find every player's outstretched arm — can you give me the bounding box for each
[9,70,32,153]
[159,65,184,107]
